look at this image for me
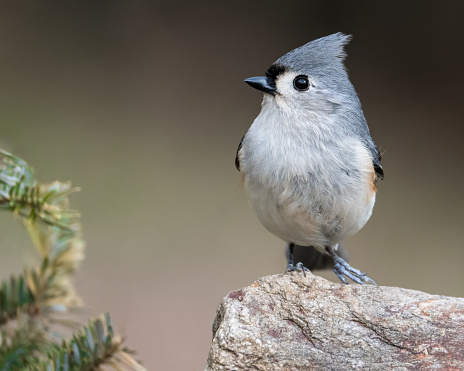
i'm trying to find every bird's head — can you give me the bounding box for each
[245,33,359,119]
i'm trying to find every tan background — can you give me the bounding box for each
[0,1,463,370]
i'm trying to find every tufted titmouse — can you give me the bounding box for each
[235,33,383,284]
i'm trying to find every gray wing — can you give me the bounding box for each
[367,140,384,182]
[357,117,384,182]
[235,135,245,171]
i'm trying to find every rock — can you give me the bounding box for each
[206,273,464,370]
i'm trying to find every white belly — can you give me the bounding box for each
[245,178,375,250]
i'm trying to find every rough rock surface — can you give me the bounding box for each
[206,273,464,370]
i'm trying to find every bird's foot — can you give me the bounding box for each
[286,262,311,277]
[332,256,377,285]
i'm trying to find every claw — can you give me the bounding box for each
[286,262,311,277]
[329,247,377,285]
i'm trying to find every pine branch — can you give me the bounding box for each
[0,149,145,370]
[0,312,50,371]
[0,150,80,231]
[1,314,144,371]
[0,150,84,323]
[23,314,145,371]
[0,275,34,326]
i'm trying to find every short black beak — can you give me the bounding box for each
[244,76,276,96]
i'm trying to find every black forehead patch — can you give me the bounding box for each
[265,64,287,80]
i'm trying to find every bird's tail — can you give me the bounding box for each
[285,244,349,271]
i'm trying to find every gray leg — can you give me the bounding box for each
[286,242,311,277]
[326,245,377,285]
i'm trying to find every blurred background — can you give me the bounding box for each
[0,1,463,369]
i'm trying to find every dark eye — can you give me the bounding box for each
[293,75,309,91]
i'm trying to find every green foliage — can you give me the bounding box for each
[0,150,144,370]
[0,275,34,326]
[0,312,49,370]
[0,150,79,230]
[30,315,144,371]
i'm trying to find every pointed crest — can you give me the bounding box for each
[274,32,352,76]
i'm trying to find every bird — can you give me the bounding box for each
[235,33,383,285]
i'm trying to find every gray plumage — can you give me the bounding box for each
[237,33,382,284]
[273,33,382,180]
